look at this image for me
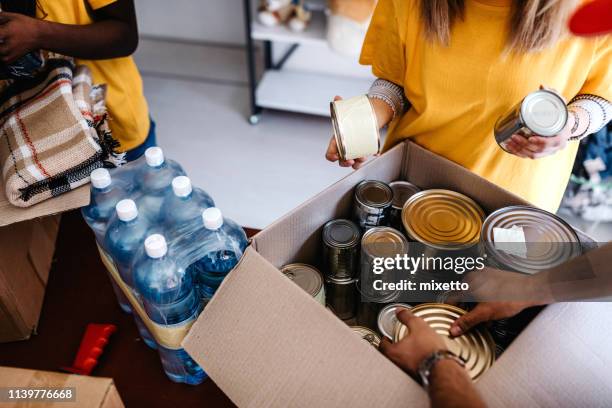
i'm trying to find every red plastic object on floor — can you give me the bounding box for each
[61,323,117,375]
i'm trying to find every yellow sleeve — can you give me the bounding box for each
[87,0,118,11]
[579,36,612,101]
[359,0,406,86]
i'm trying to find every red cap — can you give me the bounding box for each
[569,0,612,36]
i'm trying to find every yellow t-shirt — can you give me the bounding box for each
[360,0,612,212]
[37,0,150,151]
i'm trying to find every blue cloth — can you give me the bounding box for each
[585,125,612,178]
[125,119,157,162]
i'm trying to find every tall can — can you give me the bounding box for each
[353,180,394,230]
[481,205,582,275]
[325,277,358,320]
[322,219,361,280]
[494,89,568,152]
[355,279,398,331]
[388,181,421,231]
[331,95,381,161]
[281,263,326,305]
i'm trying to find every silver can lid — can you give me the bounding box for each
[377,303,413,340]
[355,180,393,209]
[389,181,421,210]
[323,219,361,249]
[481,205,581,274]
[281,263,324,297]
[521,90,568,136]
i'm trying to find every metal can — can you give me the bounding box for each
[353,180,394,230]
[281,263,326,305]
[351,326,382,348]
[322,219,361,280]
[331,95,381,161]
[494,89,568,152]
[481,205,582,274]
[325,277,358,320]
[377,303,413,340]
[388,181,421,231]
[392,303,495,381]
[355,280,398,331]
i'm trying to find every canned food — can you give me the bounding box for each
[355,280,398,330]
[353,180,394,230]
[388,181,421,230]
[352,326,382,348]
[481,205,581,274]
[360,227,409,298]
[494,89,568,152]
[325,277,358,320]
[322,219,361,280]
[392,303,495,381]
[377,303,413,340]
[281,263,326,305]
[331,95,381,161]
[402,189,484,250]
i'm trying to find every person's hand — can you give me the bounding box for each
[448,302,536,337]
[0,12,43,64]
[325,96,369,170]
[380,309,448,374]
[503,86,572,159]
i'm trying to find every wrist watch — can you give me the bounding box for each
[418,350,466,389]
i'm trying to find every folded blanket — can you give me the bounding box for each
[0,56,123,207]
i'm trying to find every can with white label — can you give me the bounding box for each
[331,95,380,161]
[494,89,568,152]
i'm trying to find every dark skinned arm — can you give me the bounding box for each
[0,0,138,64]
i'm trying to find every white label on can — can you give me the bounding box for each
[493,226,527,257]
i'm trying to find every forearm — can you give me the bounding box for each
[367,78,407,129]
[35,19,138,60]
[428,360,486,408]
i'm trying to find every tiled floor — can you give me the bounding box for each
[134,38,612,240]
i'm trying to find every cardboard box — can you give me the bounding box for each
[0,185,88,343]
[183,141,612,407]
[0,366,123,408]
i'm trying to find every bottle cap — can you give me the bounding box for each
[172,176,192,198]
[90,168,111,189]
[145,234,168,259]
[116,199,138,222]
[145,147,165,167]
[202,207,224,230]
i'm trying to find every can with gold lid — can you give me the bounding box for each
[353,180,394,230]
[388,181,421,231]
[393,303,495,381]
[322,219,361,280]
[402,189,485,252]
[481,205,582,274]
[281,263,326,305]
[351,326,382,348]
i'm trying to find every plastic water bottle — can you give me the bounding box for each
[137,147,186,223]
[192,208,248,299]
[161,176,215,234]
[134,234,206,385]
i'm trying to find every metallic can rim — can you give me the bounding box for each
[402,189,485,249]
[392,303,495,381]
[351,326,382,348]
[281,263,324,298]
[361,226,409,258]
[330,101,348,161]
[481,205,581,273]
[323,219,361,249]
[377,303,413,340]
[355,180,393,209]
[326,276,359,285]
[389,181,421,210]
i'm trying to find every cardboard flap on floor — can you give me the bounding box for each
[182,247,427,408]
[0,184,88,227]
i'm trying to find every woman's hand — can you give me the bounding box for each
[0,12,43,64]
[326,96,370,169]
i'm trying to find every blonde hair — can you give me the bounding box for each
[420,0,578,53]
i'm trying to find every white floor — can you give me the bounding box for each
[134,38,612,240]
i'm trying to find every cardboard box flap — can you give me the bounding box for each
[183,247,427,408]
[0,184,88,227]
[253,143,404,268]
[476,302,612,407]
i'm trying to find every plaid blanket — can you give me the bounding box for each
[0,57,123,207]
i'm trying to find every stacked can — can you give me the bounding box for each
[353,180,393,230]
[388,181,420,231]
[322,219,361,320]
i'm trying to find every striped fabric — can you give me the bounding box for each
[0,56,122,207]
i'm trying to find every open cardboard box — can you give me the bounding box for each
[0,185,88,342]
[183,141,612,407]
